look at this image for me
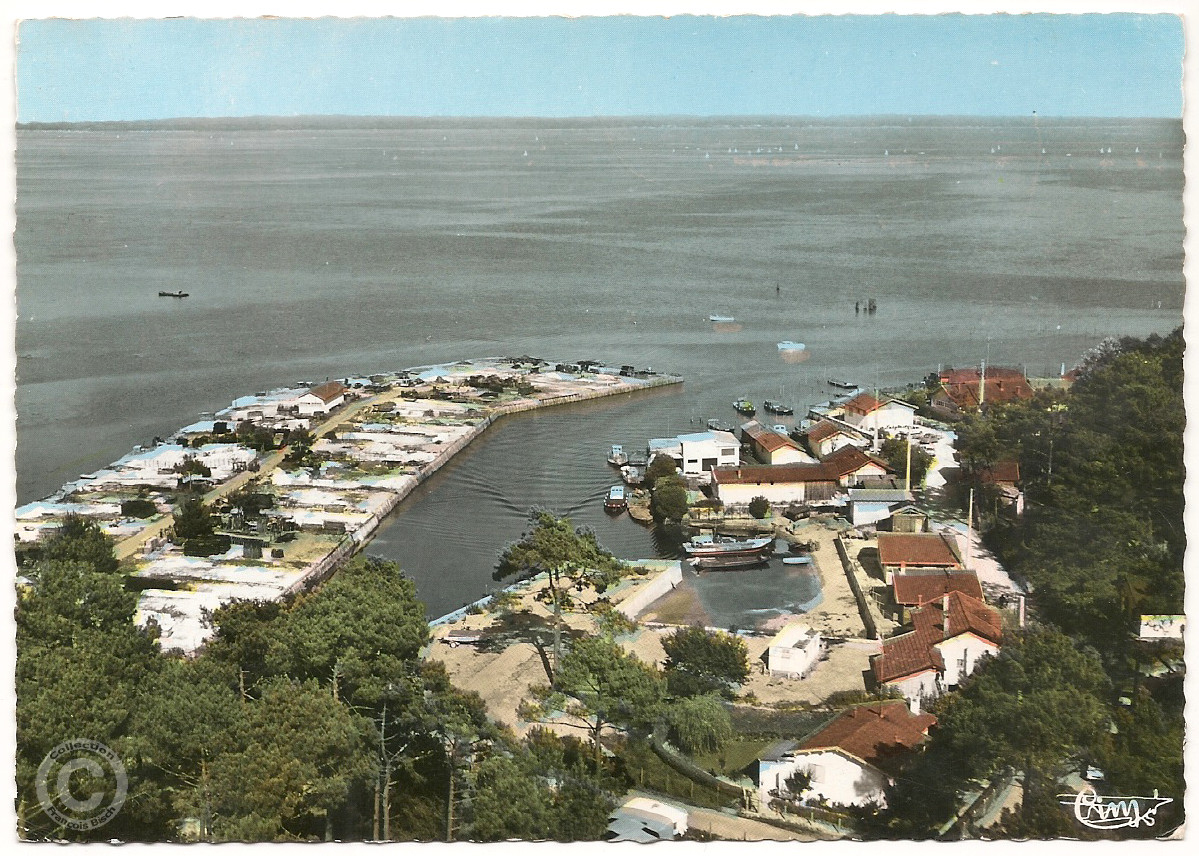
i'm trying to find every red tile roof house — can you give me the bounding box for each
[740,420,817,465]
[710,447,892,508]
[978,460,1025,516]
[870,592,1004,710]
[876,531,964,585]
[838,392,917,435]
[804,417,870,458]
[931,367,1034,417]
[756,702,937,810]
[891,567,983,622]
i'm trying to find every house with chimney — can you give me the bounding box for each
[756,701,937,809]
[876,531,964,584]
[870,591,1004,708]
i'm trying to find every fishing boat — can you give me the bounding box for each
[607,444,628,466]
[782,556,813,566]
[777,341,806,352]
[620,465,644,486]
[604,485,628,511]
[763,400,793,415]
[733,399,756,416]
[827,379,858,390]
[683,534,774,570]
[158,290,189,298]
[708,314,736,323]
[706,419,735,432]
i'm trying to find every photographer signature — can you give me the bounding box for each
[1059,786,1173,831]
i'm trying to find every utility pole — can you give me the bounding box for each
[965,488,974,571]
[905,434,913,491]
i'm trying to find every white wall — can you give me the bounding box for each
[716,481,807,506]
[936,634,999,688]
[760,750,888,809]
[884,670,941,706]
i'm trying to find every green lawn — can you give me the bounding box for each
[691,737,776,779]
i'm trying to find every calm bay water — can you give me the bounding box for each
[15,117,1184,616]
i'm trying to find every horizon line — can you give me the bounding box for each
[17,112,1183,127]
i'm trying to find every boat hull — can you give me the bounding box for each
[689,549,772,570]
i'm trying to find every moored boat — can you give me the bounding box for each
[158,290,189,298]
[777,341,805,351]
[733,398,756,416]
[620,465,644,486]
[708,314,736,323]
[706,418,735,432]
[605,485,628,511]
[827,379,858,390]
[763,400,794,415]
[607,444,628,466]
[683,534,774,569]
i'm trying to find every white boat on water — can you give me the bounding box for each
[607,444,628,466]
[777,341,806,351]
[709,314,736,323]
[605,485,628,511]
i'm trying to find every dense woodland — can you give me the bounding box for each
[14,330,1185,840]
[876,329,1186,838]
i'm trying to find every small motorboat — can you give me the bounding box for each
[158,290,189,298]
[709,314,736,323]
[605,485,628,511]
[777,341,806,351]
[763,400,794,415]
[620,465,644,486]
[733,399,756,416]
[607,444,628,466]
[706,419,735,432]
[828,379,858,390]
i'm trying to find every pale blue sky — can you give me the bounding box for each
[16,14,1184,122]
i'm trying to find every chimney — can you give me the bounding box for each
[942,593,950,635]
[908,695,921,716]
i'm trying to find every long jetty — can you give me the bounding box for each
[15,357,681,653]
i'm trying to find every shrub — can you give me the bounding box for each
[120,498,158,519]
[748,495,771,519]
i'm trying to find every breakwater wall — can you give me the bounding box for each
[296,374,683,595]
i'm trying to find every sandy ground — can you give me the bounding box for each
[426,566,678,737]
[739,637,880,706]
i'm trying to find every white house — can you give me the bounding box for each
[757,702,937,810]
[766,622,824,678]
[677,430,739,475]
[840,393,917,435]
[871,591,1003,707]
[293,381,348,417]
